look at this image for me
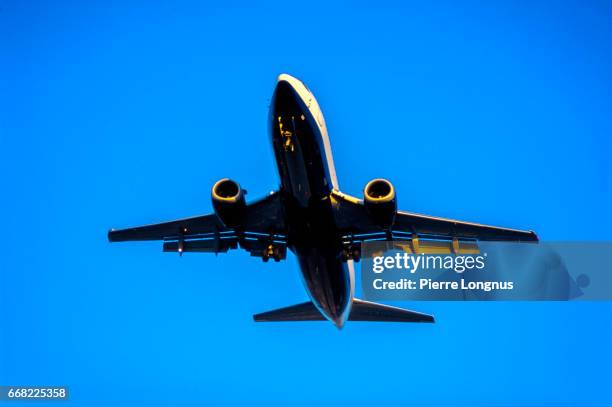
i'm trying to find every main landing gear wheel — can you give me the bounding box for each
[263,244,283,262]
[341,246,361,262]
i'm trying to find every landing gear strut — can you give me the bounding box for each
[341,244,361,262]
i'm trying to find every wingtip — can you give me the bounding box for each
[417,312,435,323]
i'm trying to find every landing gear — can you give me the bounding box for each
[263,243,285,262]
[341,244,361,262]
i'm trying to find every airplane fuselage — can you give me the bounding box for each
[270,75,354,328]
[108,73,536,327]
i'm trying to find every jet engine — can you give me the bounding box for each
[211,178,246,228]
[363,178,397,228]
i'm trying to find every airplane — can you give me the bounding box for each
[108,73,538,329]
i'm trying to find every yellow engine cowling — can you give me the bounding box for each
[211,178,246,228]
[363,178,397,229]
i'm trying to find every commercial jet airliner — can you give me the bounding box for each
[108,74,538,328]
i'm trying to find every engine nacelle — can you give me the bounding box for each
[211,178,246,228]
[363,178,397,229]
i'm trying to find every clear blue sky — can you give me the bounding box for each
[1,1,611,405]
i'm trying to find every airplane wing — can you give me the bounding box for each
[392,210,538,241]
[108,191,288,261]
[331,190,538,247]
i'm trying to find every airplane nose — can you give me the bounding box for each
[274,78,296,100]
[272,79,300,115]
[277,73,304,92]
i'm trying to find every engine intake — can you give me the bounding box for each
[363,178,397,228]
[212,178,246,228]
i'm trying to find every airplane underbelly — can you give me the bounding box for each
[281,136,311,207]
[271,102,333,207]
[276,131,331,205]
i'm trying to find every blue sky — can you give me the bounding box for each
[1,1,611,405]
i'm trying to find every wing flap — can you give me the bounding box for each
[163,237,239,253]
[375,238,480,256]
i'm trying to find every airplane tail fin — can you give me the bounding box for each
[253,299,434,323]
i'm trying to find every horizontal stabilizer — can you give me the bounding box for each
[253,301,325,322]
[349,299,434,323]
[253,299,434,323]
